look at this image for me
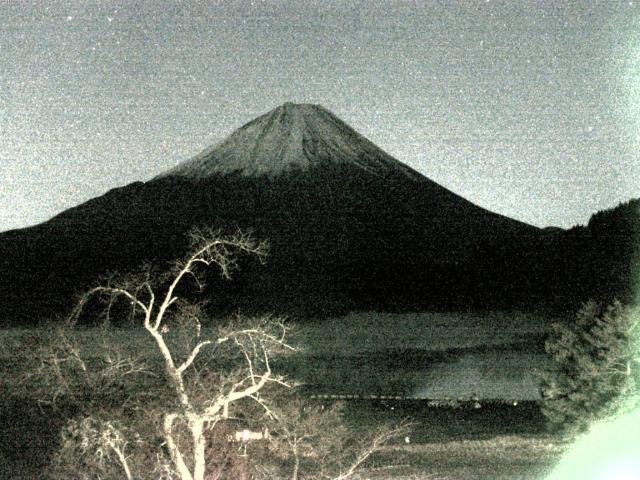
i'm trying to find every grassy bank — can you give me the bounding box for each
[0,396,566,479]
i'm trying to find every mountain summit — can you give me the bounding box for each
[160,103,423,181]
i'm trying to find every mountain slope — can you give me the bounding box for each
[2,103,620,325]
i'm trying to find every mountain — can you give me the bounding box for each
[0,104,633,325]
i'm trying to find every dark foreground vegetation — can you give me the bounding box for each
[0,392,565,479]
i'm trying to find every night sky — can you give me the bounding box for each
[1,0,638,231]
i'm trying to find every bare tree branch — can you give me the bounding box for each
[333,421,412,480]
[177,341,213,374]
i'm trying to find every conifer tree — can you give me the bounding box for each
[540,300,639,434]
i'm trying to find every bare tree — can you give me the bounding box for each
[65,228,293,480]
[262,394,412,480]
[24,227,411,480]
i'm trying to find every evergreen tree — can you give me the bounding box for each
[540,300,639,434]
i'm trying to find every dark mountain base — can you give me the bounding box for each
[1,165,636,326]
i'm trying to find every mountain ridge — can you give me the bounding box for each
[0,104,635,325]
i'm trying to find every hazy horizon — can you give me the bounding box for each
[2,1,639,231]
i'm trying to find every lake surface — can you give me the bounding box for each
[289,311,555,401]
